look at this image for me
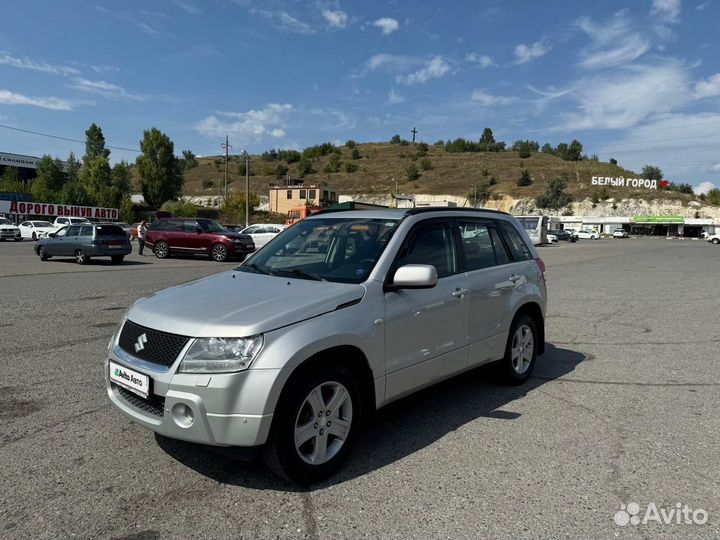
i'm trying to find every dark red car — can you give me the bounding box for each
[145,218,255,262]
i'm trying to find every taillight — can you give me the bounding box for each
[535,257,546,282]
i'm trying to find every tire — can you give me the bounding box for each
[75,250,89,265]
[263,366,362,484]
[39,247,49,261]
[210,243,228,262]
[111,255,124,264]
[499,314,538,385]
[32,232,37,240]
[154,241,170,258]
[712,238,719,245]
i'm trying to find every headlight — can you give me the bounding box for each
[178,335,263,373]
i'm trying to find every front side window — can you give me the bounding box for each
[54,227,68,237]
[396,222,457,278]
[240,217,400,284]
[65,226,81,237]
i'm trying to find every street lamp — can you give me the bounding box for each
[241,150,250,228]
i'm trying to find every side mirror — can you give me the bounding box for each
[387,264,438,291]
[48,233,56,238]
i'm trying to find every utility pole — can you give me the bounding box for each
[411,127,418,143]
[242,150,250,228]
[221,135,232,200]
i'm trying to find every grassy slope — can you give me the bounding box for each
[177,143,694,203]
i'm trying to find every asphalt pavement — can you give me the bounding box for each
[1,237,719,539]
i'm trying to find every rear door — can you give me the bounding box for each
[384,219,470,400]
[456,219,517,366]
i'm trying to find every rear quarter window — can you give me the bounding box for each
[95,225,125,236]
[498,221,533,261]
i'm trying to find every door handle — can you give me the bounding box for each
[452,288,468,298]
[508,274,521,283]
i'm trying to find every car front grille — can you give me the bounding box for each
[118,320,190,367]
[115,385,165,417]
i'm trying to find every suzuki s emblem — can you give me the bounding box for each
[134,333,148,352]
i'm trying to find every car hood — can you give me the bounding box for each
[126,270,366,337]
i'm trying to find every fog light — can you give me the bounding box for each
[172,403,195,428]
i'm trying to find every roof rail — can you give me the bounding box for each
[404,206,510,216]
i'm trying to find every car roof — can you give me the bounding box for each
[307,207,511,221]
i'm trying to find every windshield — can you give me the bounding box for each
[33,221,53,227]
[0,218,11,225]
[238,217,400,284]
[198,219,228,233]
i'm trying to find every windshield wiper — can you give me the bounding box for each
[288,269,326,281]
[244,263,274,275]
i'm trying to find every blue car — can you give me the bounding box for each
[35,223,132,264]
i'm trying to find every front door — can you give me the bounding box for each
[384,221,470,400]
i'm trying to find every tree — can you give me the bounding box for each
[468,183,491,206]
[181,150,198,169]
[345,139,357,148]
[706,188,720,205]
[351,147,361,160]
[479,127,496,151]
[641,165,663,181]
[536,174,572,209]
[390,134,402,144]
[0,167,25,193]
[32,155,67,201]
[60,181,92,206]
[222,190,259,223]
[82,156,113,206]
[66,152,81,183]
[296,159,315,178]
[541,143,554,154]
[566,139,583,161]
[416,142,429,154]
[274,163,289,179]
[406,164,420,181]
[555,143,568,160]
[83,123,110,165]
[610,158,618,165]
[136,128,183,209]
[160,199,198,217]
[516,169,532,186]
[324,153,342,173]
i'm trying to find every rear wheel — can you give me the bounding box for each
[32,232,37,240]
[75,250,89,265]
[498,315,538,384]
[713,238,719,245]
[210,243,228,262]
[39,247,49,261]
[111,255,124,264]
[263,366,361,484]
[154,241,170,258]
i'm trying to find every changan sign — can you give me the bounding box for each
[0,200,119,220]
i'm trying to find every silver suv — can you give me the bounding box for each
[106,208,546,483]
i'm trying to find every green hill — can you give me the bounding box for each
[177,142,695,204]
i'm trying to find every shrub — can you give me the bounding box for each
[345,163,358,173]
[417,142,429,154]
[274,163,288,179]
[324,153,342,173]
[391,134,401,144]
[345,140,357,148]
[420,157,433,171]
[489,176,497,185]
[610,158,618,165]
[351,147,361,160]
[516,169,532,186]
[160,199,198,217]
[296,159,314,178]
[406,164,420,181]
[434,139,444,146]
[536,174,572,209]
[202,179,214,190]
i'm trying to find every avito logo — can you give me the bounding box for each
[114,368,144,387]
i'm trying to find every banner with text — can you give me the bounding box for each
[0,200,119,220]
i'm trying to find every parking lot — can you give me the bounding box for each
[1,237,719,539]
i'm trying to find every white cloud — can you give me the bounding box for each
[514,40,551,64]
[322,9,348,29]
[576,12,651,70]
[366,53,421,72]
[557,60,691,131]
[71,78,146,101]
[696,2,709,10]
[194,103,293,140]
[694,181,717,194]
[386,88,405,105]
[0,89,72,110]
[693,73,720,98]
[465,52,494,68]
[396,56,450,85]
[251,9,315,34]
[170,0,201,15]
[373,17,399,35]
[95,6,163,37]
[650,0,681,22]
[470,90,514,107]
[0,51,80,76]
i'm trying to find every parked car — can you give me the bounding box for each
[612,228,629,238]
[18,220,56,240]
[52,216,90,229]
[145,218,255,262]
[0,217,22,241]
[116,222,132,236]
[707,234,720,245]
[105,208,547,483]
[577,230,600,240]
[547,233,558,243]
[239,223,285,250]
[35,223,131,264]
[548,229,576,242]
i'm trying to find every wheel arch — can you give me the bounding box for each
[512,302,545,355]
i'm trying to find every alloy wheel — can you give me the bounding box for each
[510,324,534,374]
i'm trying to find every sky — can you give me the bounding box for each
[0,0,719,193]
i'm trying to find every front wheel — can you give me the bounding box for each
[210,243,228,262]
[39,247,49,261]
[263,367,362,484]
[712,238,719,245]
[75,250,89,265]
[498,315,538,384]
[32,232,37,240]
[154,241,170,258]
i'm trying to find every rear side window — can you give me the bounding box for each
[396,222,457,278]
[499,221,533,261]
[96,225,125,236]
[183,221,198,233]
[79,226,93,236]
[458,220,512,270]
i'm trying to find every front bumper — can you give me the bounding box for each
[105,341,278,447]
